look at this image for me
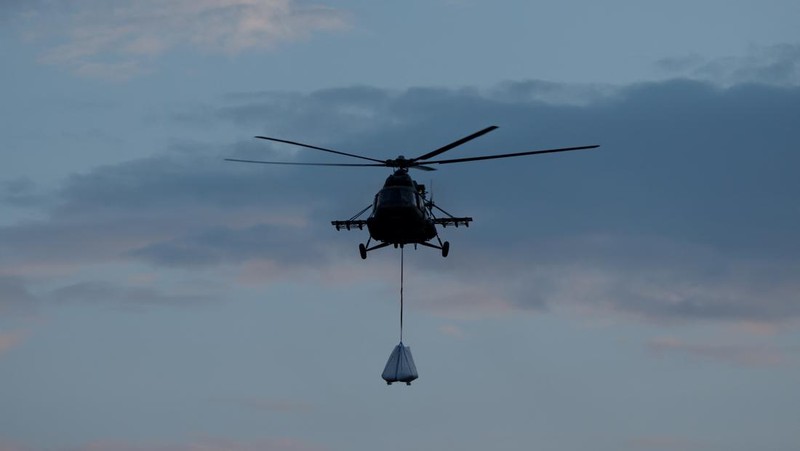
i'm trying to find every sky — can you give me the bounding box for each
[1,1,800,450]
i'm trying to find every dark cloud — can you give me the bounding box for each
[0,275,213,315]
[57,150,287,211]
[130,223,325,268]
[48,281,213,307]
[0,178,42,206]
[3,78,800,324]
[0,276,38,315]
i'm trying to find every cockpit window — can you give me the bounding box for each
[376,187,416,207]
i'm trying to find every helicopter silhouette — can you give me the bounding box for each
[225,126,598,259]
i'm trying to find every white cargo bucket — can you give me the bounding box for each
[382,342,419,385]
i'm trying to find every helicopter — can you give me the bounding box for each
[225,126,598,259]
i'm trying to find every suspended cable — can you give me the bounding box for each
[400,246,404,342]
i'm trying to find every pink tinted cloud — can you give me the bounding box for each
[0,440,34,451]
[24,0,350,80]
[438,324,466,339]
[237,398,314,413]
[647,337,791,367]
[628,435,711,451]
[0,330,26,355]
[72,437,324,451]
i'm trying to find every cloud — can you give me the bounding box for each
[489,80,619,106]
[71,60,150,82]
[47,281,214,307]
[0,276,38,315]
[1,149,321,268]
[647,337,795,368]
[656,43,800,86]
[0,330,26,356]
[502,236,800,324]
[627,435,710,451]
[438,324,466,339]
[0,437,325,451]
[15,0,350,80]
[0,440,35,451]
[3,78,800,326]
[129,223,323,268]
[220,397,314,413]
[0,178,41,207]
[0,273,214,316]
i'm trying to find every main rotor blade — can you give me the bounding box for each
[255,136,385,164]
[410,164,437,171]
[412,125,499,162]
[423,144,599,165]
[225,158,386,167]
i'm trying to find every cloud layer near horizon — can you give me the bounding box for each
[2,77,799,326]
[0,437,324,451]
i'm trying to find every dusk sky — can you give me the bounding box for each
[2,1,800,450]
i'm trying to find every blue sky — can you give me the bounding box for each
[2,1,800,451]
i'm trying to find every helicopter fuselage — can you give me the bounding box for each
[367,172,436,245]
[331,168,471,258]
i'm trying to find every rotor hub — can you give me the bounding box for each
[385,155,412,169]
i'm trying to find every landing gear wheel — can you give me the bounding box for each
[359,243,367,260]
[441,241,450,258]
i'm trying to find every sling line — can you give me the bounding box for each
[400,246,404,342]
